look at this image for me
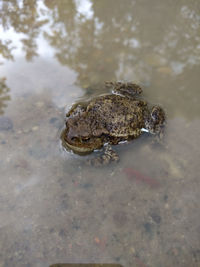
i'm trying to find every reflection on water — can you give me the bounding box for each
[0,0,48,61]
[0,0,200,110]
[0,77,10,114]
[0,1,200,267]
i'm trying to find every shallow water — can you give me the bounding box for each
[0,1,200,266]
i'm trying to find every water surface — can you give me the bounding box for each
[0,1,200,266]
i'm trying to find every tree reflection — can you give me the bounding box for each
[1,0,199,70]
[0,0,48,61]
[0,40,14,60]
[0,0,200,117]
[44,0,141,89]
[0,77,11,115]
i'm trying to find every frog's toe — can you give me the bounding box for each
[105,81,142,97]
[87,145,119,166]
[104,145,119,162]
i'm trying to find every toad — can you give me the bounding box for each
[61,82,165,165]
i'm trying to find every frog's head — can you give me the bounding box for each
[145,105,165,134]
[63,115,103,154]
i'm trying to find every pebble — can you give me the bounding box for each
[32,126,39,131]
[35,101,44,108]
[162,154,183,179]
[28,146,48,159]
[143,222,153,234]
[130,247,136,254]
[150,212,161,224]
[22,128,30,134]
[49,117,62,129]
[157,66,173,74]
[0,116,13,131]
[49,117,58,124]
[165,203,169,209]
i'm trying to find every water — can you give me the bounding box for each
[0,1,200,266]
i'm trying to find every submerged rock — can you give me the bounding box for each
[0,116,13,131]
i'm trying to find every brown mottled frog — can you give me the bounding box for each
[61,82,165,166]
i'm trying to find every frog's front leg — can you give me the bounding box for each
[66,102,87,118]
[105,81,142,97]
[87,144,119,166]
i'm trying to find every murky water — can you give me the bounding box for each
[0,1,200,266]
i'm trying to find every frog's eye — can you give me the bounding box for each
[71,137,79,142]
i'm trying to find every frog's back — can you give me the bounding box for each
[87,94,147,137]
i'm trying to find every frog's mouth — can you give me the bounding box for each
[61,129,103,155]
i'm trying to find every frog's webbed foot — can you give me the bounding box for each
[105,81,142,98]
[87,145,119,167]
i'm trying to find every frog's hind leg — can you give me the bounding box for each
[87,144,119,167]
[145,105,166,143]
[105,81,142,97]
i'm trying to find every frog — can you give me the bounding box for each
[61,82,165,166]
